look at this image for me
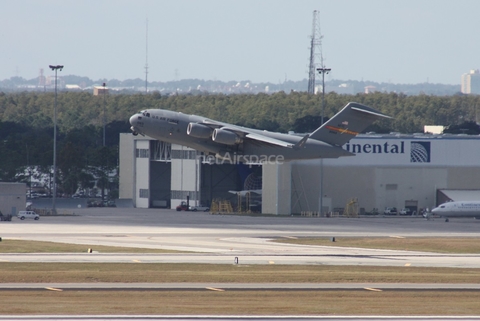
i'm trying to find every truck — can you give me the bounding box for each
[0,211,12,221]
[176,201,210,212]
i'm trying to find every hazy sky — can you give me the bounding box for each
[2,0,479,85]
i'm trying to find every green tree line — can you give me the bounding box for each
[1,91,479,193]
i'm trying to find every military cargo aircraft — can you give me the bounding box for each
[129,102,391,162]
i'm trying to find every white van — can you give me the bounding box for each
[17,211,40,220]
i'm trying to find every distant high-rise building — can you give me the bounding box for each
[461,69,480,94]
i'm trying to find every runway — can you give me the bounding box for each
[1,207,480,268]
[2,208,480,318]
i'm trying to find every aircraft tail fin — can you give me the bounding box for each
[309,102,391,146]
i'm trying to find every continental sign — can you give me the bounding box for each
[344,141,431,163]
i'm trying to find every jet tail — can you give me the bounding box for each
[309,102,391,146]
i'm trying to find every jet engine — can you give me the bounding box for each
[187,123,212,138]
[212,128,242,145]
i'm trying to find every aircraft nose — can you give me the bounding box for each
[129,114,138,126]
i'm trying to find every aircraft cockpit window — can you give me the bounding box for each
[440,206,445,208]
[146,113,150,117]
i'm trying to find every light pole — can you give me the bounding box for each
[317,66,331,216]
[102,82,107,201]
[102,82,106,147]
[49,64,63,213]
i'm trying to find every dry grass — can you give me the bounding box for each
[1,290,480,315]
[0,239,181,253]
[2,237,479,254]
[275,237,480,254]
[1,263,480,284]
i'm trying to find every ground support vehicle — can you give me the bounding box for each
[176,201,210,212]
[17,211,39,220]
[0,211,12,221]
[383,207,398,215]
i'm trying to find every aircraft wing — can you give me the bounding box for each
[243,132,295,148]
[201,119,299,148]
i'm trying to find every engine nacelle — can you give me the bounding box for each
[187,123,212,138]
[212,128,242,145]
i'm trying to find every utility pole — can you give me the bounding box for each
[317,66,331,216]
[145,17,149,93]
[314,10,330,216]
[49,64,63,213]
[103,82,106,147]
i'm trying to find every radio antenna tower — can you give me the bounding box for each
[307,10,323,94]
[145,17,149,93]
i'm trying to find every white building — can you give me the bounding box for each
[461,69,480,94]
[119,133,480,215]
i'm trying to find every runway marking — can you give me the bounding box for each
[206,287,225,292]
[45,287,63,292]
[389,236,405,239]
[132,260,142,263]
[405,263,412,267]
[364,287,382,292]
[268,261,275,264]
[283,236,298,239]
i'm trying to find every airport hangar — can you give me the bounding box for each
[118,132,480,215]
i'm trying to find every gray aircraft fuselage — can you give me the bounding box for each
[130,110,347,161]
[129,102,391,162]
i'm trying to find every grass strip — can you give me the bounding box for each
[1,290,480,315]
[0,239,182,253]
[275,237,480,254]
[1,263,480,283]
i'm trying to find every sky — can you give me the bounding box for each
[1,0,479,85]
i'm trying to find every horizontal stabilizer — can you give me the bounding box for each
[309,102,391,146]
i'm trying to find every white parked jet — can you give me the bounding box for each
[129,102,391,162]
[431,201,480,218]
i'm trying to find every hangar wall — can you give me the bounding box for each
[447,167,480,189]
[262,163,291,214]
[170,144,199,209]
[290,135,480,214]
[134,139,150,208]
[0,183,26,215]
[119,134,134,200]
[119,134,242,209]
[119,133,480,214]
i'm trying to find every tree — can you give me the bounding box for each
[291,115,325,133]
[443,121,480,135]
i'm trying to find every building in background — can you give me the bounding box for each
[119,133,480,216]
[461,69,480,94]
